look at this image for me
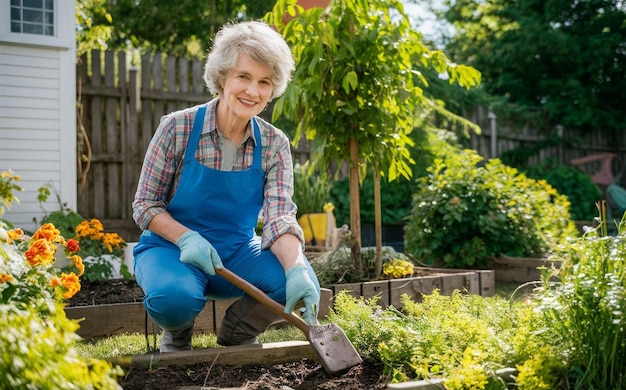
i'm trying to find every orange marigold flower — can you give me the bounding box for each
[31,223,63,244]
[50,276,61,287]
[102,232,125,252]
[76,218,105,240]
[25,238,55,267]
[59,272,81,299]
[65,239,80,253]
[7,228,24,243]
[70,254,85,277]
[0,273,14,283]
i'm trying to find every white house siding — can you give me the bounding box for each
[0,0,76,233]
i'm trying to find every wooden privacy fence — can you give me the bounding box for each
[77,50,623,241]
[468,105,626,167]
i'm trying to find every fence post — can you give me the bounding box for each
[488,106,497,159]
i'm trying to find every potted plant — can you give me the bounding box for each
[292,161,334,248]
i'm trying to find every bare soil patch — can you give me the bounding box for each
[119,358,387,389]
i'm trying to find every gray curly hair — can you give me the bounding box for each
[203,20,295,100]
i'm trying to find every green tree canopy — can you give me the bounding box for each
[76,0,113,55]
[266,0,480,181]
[79,0,276,56]
[436,0,626,133]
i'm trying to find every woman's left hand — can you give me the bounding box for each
[284,266,320,324]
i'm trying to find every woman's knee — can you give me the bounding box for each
[144,282,206,329]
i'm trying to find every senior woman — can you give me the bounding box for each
[131,20,320,352]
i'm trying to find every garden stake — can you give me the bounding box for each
[215,267,363,374]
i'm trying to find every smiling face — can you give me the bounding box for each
[218,52,274,127]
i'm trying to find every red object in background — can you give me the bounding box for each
[283,0,332,23]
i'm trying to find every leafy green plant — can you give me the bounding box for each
[328,290,528,385]
[292,161,333,218]
[523,158,601,221]
[535,203,626,389]
[404,148,578,268]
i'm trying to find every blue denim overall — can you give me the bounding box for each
[133,104,319,330]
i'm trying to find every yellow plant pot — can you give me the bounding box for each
[298,213,329,245]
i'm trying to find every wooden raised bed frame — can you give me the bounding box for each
[65,267,495,341]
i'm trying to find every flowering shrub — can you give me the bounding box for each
[0,170,122,388]
[3,223,84,301]
[73,218,128,282]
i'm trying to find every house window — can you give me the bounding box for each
[10,0,55,36]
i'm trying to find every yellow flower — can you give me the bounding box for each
[383,258,415,279]
[323,202,335,213]
[1,170,20,180]
[7,228,24,243]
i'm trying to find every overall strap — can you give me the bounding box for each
[183,105,208,164]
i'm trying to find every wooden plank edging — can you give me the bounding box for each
[109,341,318,369]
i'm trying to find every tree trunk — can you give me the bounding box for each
[349,138,362,277]
[373,169,382,279]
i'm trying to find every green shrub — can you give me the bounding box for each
[404,148,578,268]
[0,303,123,389]
[524,158,601,221]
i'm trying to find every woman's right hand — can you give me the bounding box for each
[176,231,223,275]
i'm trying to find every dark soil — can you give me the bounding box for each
[67,278,146,307]
[119,358,388,390]
[68,279,388,390]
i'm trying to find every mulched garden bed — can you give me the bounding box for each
[67,278,145,307]
[68,279,389,390]
[119,358,388,390]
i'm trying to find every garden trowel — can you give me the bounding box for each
[215,267,362,374]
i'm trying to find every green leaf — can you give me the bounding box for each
[342,70,359,93]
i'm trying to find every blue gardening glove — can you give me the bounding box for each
[175,231,223,276]
[284,265,320,325]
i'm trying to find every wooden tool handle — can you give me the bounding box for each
[215,267,310,334]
